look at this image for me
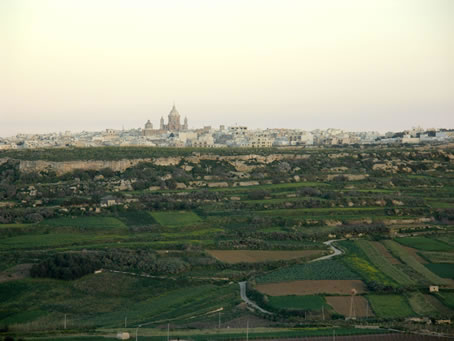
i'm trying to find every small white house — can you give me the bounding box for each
[429,285,439,293]
[117,332,130,340]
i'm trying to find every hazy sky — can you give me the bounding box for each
[1,0,453,137]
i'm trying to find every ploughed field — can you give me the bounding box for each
[1,146,454,337]
[326,296,373,317]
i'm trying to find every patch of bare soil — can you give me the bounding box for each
[326,296,374,318]
[399,245,428,264]
[372,241,401,264]
[0,263,33,283]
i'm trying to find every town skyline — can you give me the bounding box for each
[1,102,453,138]
[1,103,452,149]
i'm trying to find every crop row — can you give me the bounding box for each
[356,240,415,285]
[256,260,359,283]
[383,240,451,285]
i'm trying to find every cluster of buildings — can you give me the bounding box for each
[1,106,453,150]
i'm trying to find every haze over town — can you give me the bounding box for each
[2,0,454,137]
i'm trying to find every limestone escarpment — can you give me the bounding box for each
[16,153,311,175]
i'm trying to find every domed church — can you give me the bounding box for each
[142,104,189,136]
[160,104,188,131]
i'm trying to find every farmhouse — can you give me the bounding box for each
[116,332,130,340]
[429,285,439,293]
[101,195,120,207]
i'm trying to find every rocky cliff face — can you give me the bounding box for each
[18,159,154,175]
[16,153,311,175]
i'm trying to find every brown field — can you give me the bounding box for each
[326,296,374,318]
[256,280,367,295]
[206,250,324,264]
[399,245,428,264]
[0,263,32,283]
[373,241,401,264]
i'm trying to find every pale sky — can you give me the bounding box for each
[1,0,453,137]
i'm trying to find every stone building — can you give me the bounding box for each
[142,120,154,136]
[160,104,188,131]
[142,104,189,136]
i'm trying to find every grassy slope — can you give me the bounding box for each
[151,211,202,227]
[395,237,452,252]
[0,272,239,330]
[424,264,454,279]
[367,295,414,318]
[383,240,451,285]
[337,240,395,286]
[268,295,328,311]
[256,260,359,283]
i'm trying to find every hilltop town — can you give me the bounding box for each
[1,105,453,150]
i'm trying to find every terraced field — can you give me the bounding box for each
[326,296,373,318]
[256,280,367,295]
[206,250,325,264]
[338,241,395,286]
[268,295,327,311]
[424,263,454,279]
[151,211,203,227]
[356,240,415,285]
[395,237,452,252]
[0,272,240,329]
[383,240,453,286]
[40,216,127,230]
[408,292,452,317]
[420,251,454,263]
[1,146,454,338]
[256,260,359,283]
[367,295,414,318]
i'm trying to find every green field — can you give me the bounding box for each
[268,295,327,311]
[0,273,239,329]
[383,240,451,285]
[0,233,127,250]
[34,327,389,341]
[420,251,454,263]
[40,216,127,230]
[256,260,359,283]
[338,241,395,286]
[395,237,452,252]
[436,292,454,309]
[2,146,454,334]
[0,223,34,229]
[356,240,415,285]
[150,211,202,227]
[367,295,414,318]
[120,210,157,226]
[424,263,454,279]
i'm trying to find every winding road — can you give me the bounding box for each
[310,239,344,262]
[238,239,344,314]
[239,281,272,314]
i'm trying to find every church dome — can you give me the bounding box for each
[169,104,180,117]
[145,120,153,129]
